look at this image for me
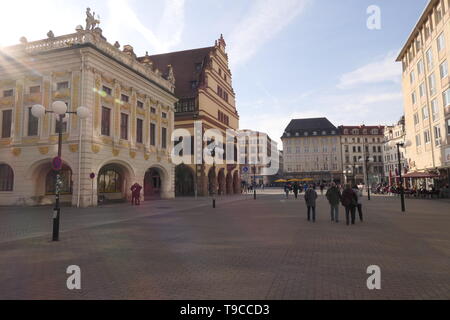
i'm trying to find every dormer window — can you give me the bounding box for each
[295,132,299,136]
[304,132,309,136]
[195,63,202,71]
[191,81,198,89]
[322,131,326,135]
[313,131,317,136]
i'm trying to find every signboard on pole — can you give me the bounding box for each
[51,156,62,171]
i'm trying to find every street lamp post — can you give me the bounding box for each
[31,101,89,241]
[359,156,374,200]
[253,164,256,200]
[211,145,216,208]
[391,140,411,212]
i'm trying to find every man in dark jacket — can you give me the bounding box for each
[341,184,357,225]
[304,185,318,222]
[326,182,341,222]
[293,183,299,199]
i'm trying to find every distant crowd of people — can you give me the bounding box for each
[284,182,363,226]
[373,182,449,199]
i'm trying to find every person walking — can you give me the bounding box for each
[326,182,341,223]
[320,183,325,195]
[304,185,318,222]
[293,182,299,199]
[130,182,142,205]
[284,183,290,199]
[341,184,357,226]
[353,185,363,222]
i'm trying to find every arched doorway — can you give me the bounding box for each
[175,164,194,196]
[144,168,162,199]
[233,170,240,194]
[97,164,127,203]
[218,169,225,195]
[28,159,74,205]
[226,172,233,195]
[0,163,14,191]
[207,167,216,195]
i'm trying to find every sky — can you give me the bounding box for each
[0,0,429,146]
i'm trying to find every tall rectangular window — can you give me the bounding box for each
[443,88,450,106]
[101,107,111,136]
[440,60,448,78]
[422,105,429,120]
[410,70,415,84]
[29,85,40,94]
[1,110,12,138]
[419,82,425,97]
[426,49,433,69]
[431,99,439,121]
[447,119,450,135]
[161,127,167,149]
[424,130,431,144]
[437,33,445,51]
[415,134,421,146]
[434,125,442,146]
[414,112,420,125]
[411,91,417,105]
[120,113,128,140]
[417,60,424,75]
[150,123,156,146]
[136,118,143,143]
[428,73,436,95]
[27,107,38,136]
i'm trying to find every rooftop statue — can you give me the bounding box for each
[85,7,100,31]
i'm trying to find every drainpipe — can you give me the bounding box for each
[77,53,85,208]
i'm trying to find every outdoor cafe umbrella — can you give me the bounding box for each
[274,179,288,183]
[288,179,302,182]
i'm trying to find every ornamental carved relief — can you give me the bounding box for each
[38,146,49,155]
[112,149,120,156]
[144,153,149,160]
[91,144,100,153]
[130,151,136,159]
[12,148,21,156]
[69,144,78,153]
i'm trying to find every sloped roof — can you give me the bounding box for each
[140,47,214,99]
[282,118,338,138]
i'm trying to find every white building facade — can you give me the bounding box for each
[0,25,177,206]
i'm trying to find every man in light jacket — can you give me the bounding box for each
[304,185,318,222]
[352,185,363,222]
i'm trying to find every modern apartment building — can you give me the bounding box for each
[397,0,450,185]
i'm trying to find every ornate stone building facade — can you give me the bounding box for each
[238,129,278,186]
[383,117,409,184]
[339,125,385,185]
[0,21,177,206]
[282,118,342,183]
[143,36,241,197]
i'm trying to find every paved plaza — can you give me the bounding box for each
[0,190,449,300]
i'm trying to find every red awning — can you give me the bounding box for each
[400,172,440,179]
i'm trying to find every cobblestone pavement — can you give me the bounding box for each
[0,190,449,300]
